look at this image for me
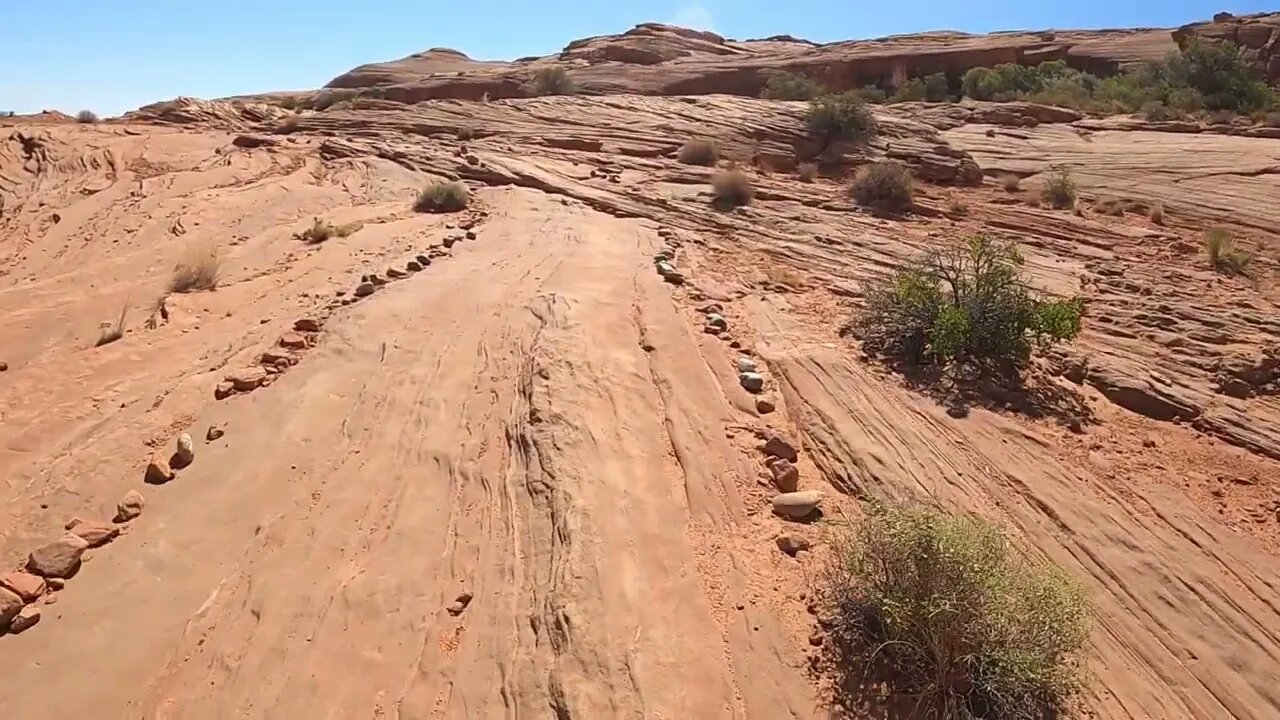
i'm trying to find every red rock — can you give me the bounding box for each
[226,367,267,391]
[9,604,41,634]
[293,317,322,332]
[114,489,145,522]
[0,587,24,626]
[278,331,308,349]
[27,533,90,578]
[762,433,799,463]
[214,380,236,399]
[144,453,175,484]
[769,458,800,492]
[68,519,120,548]
[207,426,225,441]
[0,571,47,602]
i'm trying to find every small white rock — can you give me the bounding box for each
[736,356,758,373]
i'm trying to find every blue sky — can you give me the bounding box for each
[3,1,1273,116]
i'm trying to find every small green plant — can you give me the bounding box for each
[890,78,927,103]
[796,162,819,182]
[849,161,914,212]
[1000,174,1022,192]
[711,167,753,208]
[530,67,575,96]
[169,244,221,293]
[819,502,1091,720]
[677,138,719,166]
[76,110,100,124]
[1205,227,1252,275]
[854,236,1083,367]
[760,71,820,100]
[414,180,470,213]
[1041,170,1077,209]
[806,92,878,152]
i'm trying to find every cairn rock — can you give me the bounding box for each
[465,230,476,240]
[407,260,423,272]
[173,432,195,469]
[369,274,388,287]
[144,453,175,484]
[0,587,23,627]
[756,397,776,414]
[739,372,764,393]
[354,282,375,297]
[706,313,728,331]
[279,332,308,350]
[762,433,799,462]
[387,267,408,279]
[415,254,431,266]
[736,356,757,373]
[66,518,119,547]
[771,490,824,520]
[27,533,90,578]
[214,381,235,400]
[0,572,45,603]
[769,458,800,492]
[9,605,41,634]
[114,490,145,523]
[227,367,267,391]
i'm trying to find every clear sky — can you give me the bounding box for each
[3,1,1273,116]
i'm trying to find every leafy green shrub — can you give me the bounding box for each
[530,67,575,96]
[76,110,100,124]
[854,236,1083,367]
[890,73,951,104]
[711,168,753,208]
[761,71,820,100]
[1041,170,1077,210]
[850,85,888,104]
[849,161,914,212]
[1166,39,1276,113]
[1205,227,1252,275]
[414,180,470,213]
[890,78,927,103]
[820,502,1091,720]
[677,138,719,166]
[806,92,878,151]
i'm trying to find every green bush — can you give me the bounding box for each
[890,73,949,104]
[806,92,878,151]
[849,161,914,212]
[890,78,927,103]
[1165,39,1276,112]
[1041,170,1077,210]
[850,85,888,104]
[677,138,719,166]
[414,180,470,213]
[761,71,821,100]
[855,236,1083,367]
[530,67,575,96]
[820,503,1091,720]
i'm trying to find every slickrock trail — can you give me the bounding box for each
[3,15,1280,720]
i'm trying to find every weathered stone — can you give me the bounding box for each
[771,490,824,520]
[776,533,812,556]
[446,591,474,616]
[0,587,25,628]
[736,356,757,373]
[739,372,764,393]
[214,381,235,399]
[227,367,268,391]
[769,458,800,492]
[69,520,119,548]
[0,361,7,371]
[46,578,65,591]
[762,433,799,462]
[465,230,477,240]
[207,425,225,442]
[173,432,195,468]
[442,233,462,248]
[387,267,408,279]
[756,397,776,414]
[27,533,90,578]
[0,572,45,603]
[144,453,175,484]
[415,254,431,266]
[293,318,322,332]
[115,489,145,523]
[279,331,308,349]
[260,349,295,366]
[354,282,376,297]
[705,313,728,330]
[369,274,388,286]
[407,260,423,272]
[9,604,41,634]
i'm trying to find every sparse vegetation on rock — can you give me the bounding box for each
[819,502,1090,720]
[1205,227,1252,275]
[806,92,878,153]
[530,67,575,96]
[95,304,128,347]
[1148,202,1165,224]
[760,71,821,100]
[414,180,470,213]
[75,110,100,124]
[890,72,951,103]
[796,162,819,182]
[711,168,753,208]
[169,244,222,293]
[1000,174,1021,192]
[1041,170,1077,209]
[296,218,360,244]
[854,236,1083,368]
[678,138,719,166]
[849,161,914,212]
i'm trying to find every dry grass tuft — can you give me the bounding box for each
[530,67,575,96]
[76,110,100,124]
[796,162,820,182]
[678,138,719,166]
[1094,196,1127,216]
[169,244,222,293]
[946,198,970,216]
[1000,174,1021,192]
[1041,170,1077,210]
[95,304,128,347]
[849,162,914,212]
[711,168,754,208]
[1205,227,1252,275]
[1148,202,1165,225]
[296,218,361,244]
[764,264,805,288]
[414,180,470,213]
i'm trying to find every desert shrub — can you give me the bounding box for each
[1141,101,1182,121]
[1094,197,1128,216]
[297,218,359,244]
[1000,174,1021,192]
[96,304,128,347]
[76,110,100,124]
[531,67,575,96]
[962,61,1080,101]
[1167,39,1277,113]
[711,168,753,208]
[1205,227,1252,275]
[1204,109,1237,125]
[854,236,1083,367]
[1148,202,1165,224]
[890,78,927,103]
[169,244,221,293]
[851,85,888,104]
[820,502,1090,720]
[946,198,970,216]
[796,162,819,182]
[1040,170,1077,210]
[274,115,301,134]
[414,180,469,213]
[806,92,878,151]
[849,161,914,212]
[677,138,719,166]
[1026,75,1098,110]
[923,72,952,102]
[1263,111,1280,128]
[456,126,477,141]
[761,71,821,100]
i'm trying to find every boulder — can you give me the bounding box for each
[0,571,47,602]
[144,453,175,484]
[756,397,776,414]
[9,605,41,634]
[387,267,408,279]
[736,356,757,373]
[407,260,423,272]
[173,432,195,468]
[0,587,24,627]
[214,381,236,399]
[279,331,308,349]
[739,372,764,393]
[27,533,90,578]
[771,490,824,520]
[354,281,376,297]
[762,433,799,462]
[293,318,322,332]
[226,367,268,391]
[114,489,145,522]
[769,458,800,492]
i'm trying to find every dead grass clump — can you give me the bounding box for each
[297,218,360,244]
[1000,174,1021,192]
[169,244,222,293]
[711,168,753,208]
[1041,170,1077,210]
[530,67,575,96]
[849,161,914,212]
[76,110,100,124]
[275,115,301,134]
[1094,196,1127,216]
[95,304,128,347]
[1205,227,1252,275]
[414,180,470,213]
[796,162,820,182]
[764,264,805,288]
[946,198,970,216]
[1148,202,1165,225]
[819,502,1091,720]
[678,138,719,166]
